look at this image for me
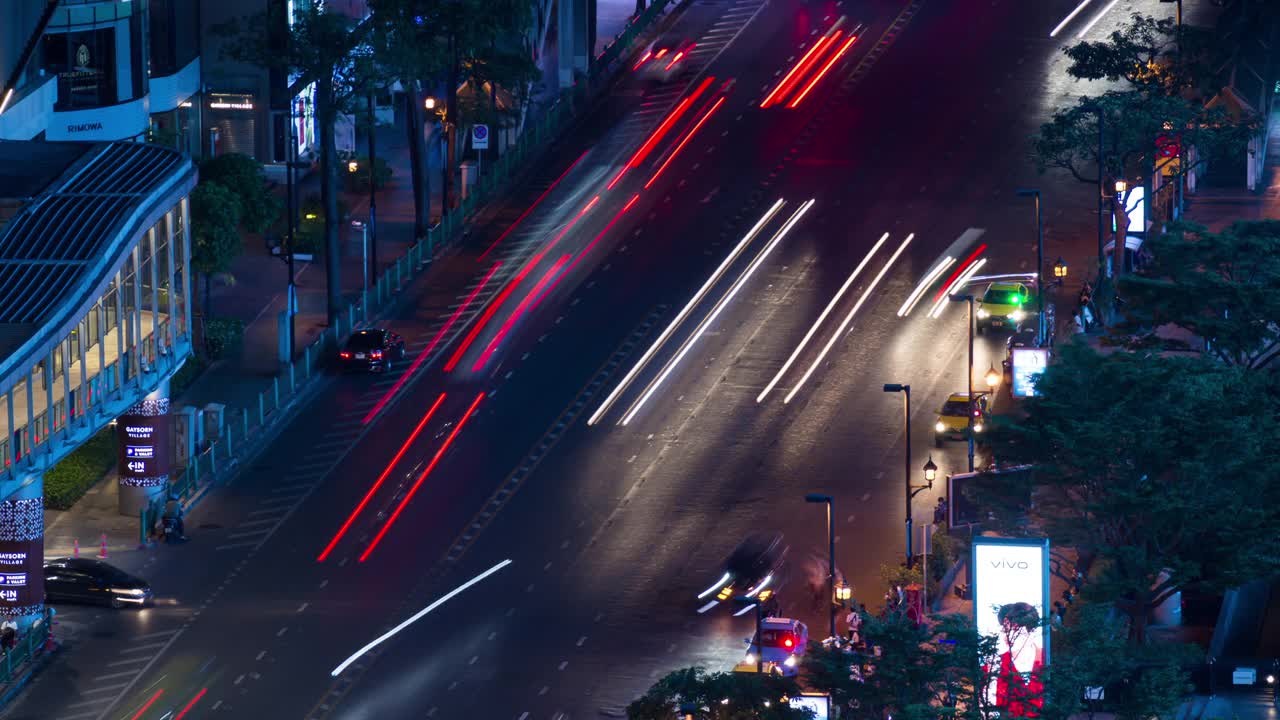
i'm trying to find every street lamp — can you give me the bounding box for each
[424,95,437,110]
[1015,188,1045,346]
[804,493,837,639]
[948,294,976,472]
[882,383,918,566]
[1115,179,1127,194]
[835,581,852,604]
[985,365,1000,389]
[1053,257,1068,285]
[923,456,938,484]
[347,159,359,174]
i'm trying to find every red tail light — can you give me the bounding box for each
[340,352,351,358]
[371,349,383,359]
[783,635,795,649]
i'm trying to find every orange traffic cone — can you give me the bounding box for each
[98,534,108,559]
[72,538,79,558]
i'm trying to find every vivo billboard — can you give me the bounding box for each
[972,537,1049,717]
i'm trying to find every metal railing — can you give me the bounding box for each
[0,608,52,683]
[138,0,677,540]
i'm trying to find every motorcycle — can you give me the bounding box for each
[161,516,184,544]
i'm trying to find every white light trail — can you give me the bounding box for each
[733,603,758,617]
[758,233,890,403]
[587,199,785,426]
[1049,0,1092,38]
[926,258,987,319]
[330,558,512,676]
[745,574,773,598]
[1076,0,1120,38]
[0,89,12,115]
[621,200,815,425]
[697,600,720,614]
[896,256,954,317]
[783,234,914,405]
[698,572,732,599]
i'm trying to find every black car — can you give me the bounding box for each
[1003,327,1040,375]
[698,533,787,606]
[44,558,152,608]
[338,329,406,372]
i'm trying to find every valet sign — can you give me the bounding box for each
[0,545,41,609]
[116,415,170,479]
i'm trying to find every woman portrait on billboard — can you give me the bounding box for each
[989,601,1044,717]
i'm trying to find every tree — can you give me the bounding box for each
[626,667,812,719]
[189,181,243,322]
[1032,13,1258,286]
[806,611,995,720]
[197,153,281,235]
[1120,219,1280,369]
[217,4,369,327]
[976,342,1280,643]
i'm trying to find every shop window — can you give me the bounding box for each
[44,28,118,110]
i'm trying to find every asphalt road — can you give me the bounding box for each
[4,0,1169,718]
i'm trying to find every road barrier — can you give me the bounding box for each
[139,0,680,542]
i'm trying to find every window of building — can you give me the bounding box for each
[44,28,118,110]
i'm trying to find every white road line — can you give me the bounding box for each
[90,670,137,682]
[235,517,277,528]
[132,630,177,641]
[117,641,168,654]
[92,629,185,720]
[215,541,262,552]
[248,507,285,517]
[105,656,149,667]
[229,529,269,540]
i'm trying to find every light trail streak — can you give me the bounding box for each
[697,600,720,614]
[897,257,954,318]
[128,690,165,720]
[783,234,914,404]
[932,244,988,304]
[567,194,641,275]
[478,150,588,261]
[758,233,890,403]
[319,393,448,562]
[1050,0,1092,37]
[927,258,987,319]
[760,19,846,108]
[331,559,513,676]
[472,254,571,372]
[786,33,859,109]
[173,688,208,720]
[1076,0,1121,38]
[359,392,486,562]
[733,603,758,617]
[621,200,814,425]
[361,262,501,425]
[698,572,732,599]
[664,44,693,71]
[587,199,785,426]
[644,96,726,190]
[633,50,653,70]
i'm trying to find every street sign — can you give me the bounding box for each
[471,124,489,150]
[117,414,171,480]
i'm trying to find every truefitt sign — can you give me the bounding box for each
[116,415,170,479]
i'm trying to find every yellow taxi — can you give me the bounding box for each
[975,282,1032,334]
[934,392,988,447]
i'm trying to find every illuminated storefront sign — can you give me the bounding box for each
[1011,347,1049,398]
[0,498,44,614]
[116,414,171,480]
[973,537,1050,717]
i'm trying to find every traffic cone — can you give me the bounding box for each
[98,534,108,559]
[72,538,79,558]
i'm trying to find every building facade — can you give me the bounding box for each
[0,140,196,620]
[0,0,203,157]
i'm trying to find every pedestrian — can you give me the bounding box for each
[933,497,949,525]
[846,607,863,644]
[1070,311,1084,335]
[1080,302,1095,332]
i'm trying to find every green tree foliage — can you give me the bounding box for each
[626,667,812,719]
[197,153,281,234]
[1120,219,1280,368]
[977,343,1280,643]
[216,4,371,326]
[1032,13,1258,281]
[189,180,243,320]
[806,612,995,720]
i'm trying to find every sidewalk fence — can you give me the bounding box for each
[138,0,678,541]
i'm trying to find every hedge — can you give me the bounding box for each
[44,428,117,510]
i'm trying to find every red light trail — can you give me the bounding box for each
[933,244,988,303]
[361,262,501,425]
[318,393,448,562]
[761,33,836,108]
[645,96,726,190]
[129,690,165,720]
[787,34,859,109]
[472,254,571,372]
[478,150,588,261]
[359,392,485,563]
[174,688,208,720]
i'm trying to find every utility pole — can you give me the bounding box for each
[367,91,378,285]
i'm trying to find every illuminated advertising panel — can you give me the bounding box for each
[1011,348,1049,398]
[972,537,1049,717]
[0,497,44,615]
[116,414,171,480]
[789,694,830,719]
[1112,186,1146,235]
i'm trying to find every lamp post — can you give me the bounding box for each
[985,366,1000,390]
[882,383,916,566]
[1015,188,1045,346]
[366,90,378,284]
[949,294,976,471]
[804,493,836,639]
[1053,257,1068,287]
